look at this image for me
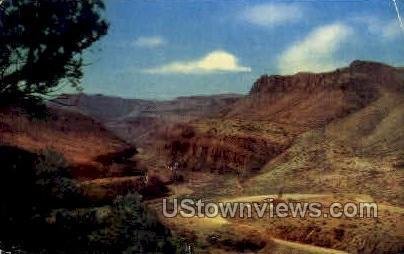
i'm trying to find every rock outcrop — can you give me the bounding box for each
[165,61,404,173]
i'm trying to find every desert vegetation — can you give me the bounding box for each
[0,145,181,253]
[1,0,403,253]
[0,0,181,253]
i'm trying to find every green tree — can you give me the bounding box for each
[89,193,178,253]
[0,0,108,106]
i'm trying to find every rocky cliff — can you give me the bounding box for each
[165,61,404,174]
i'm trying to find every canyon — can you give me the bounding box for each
[1,60,403,253]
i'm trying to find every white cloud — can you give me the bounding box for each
[382,20,402,39]
[355,17,402,40]
[133,36,166,48]
[278,23,352,74]
[241,3,303,27]
[143,50,251,74]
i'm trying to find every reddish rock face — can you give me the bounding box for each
[234,61,403,124]
[164,61,404,174]
[167,128,286,173]
[35,60,403,178]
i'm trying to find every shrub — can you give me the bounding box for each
[89,193,178,253]
[34,148,83,210]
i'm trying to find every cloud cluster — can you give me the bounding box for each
[133,36,166,48]
[137,4,401,77]
[278,23,352,74]
[381,20,402,39]
[241,3,303,27]
[354,17,402,40]
[144,50,251,74]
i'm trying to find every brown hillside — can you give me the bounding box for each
[0,106,142,185]
[0,106,128,165]
[151,61,404,253]
[164,61,404,178]
[231,60,402,129]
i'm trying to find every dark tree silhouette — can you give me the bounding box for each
[0,0,108,106]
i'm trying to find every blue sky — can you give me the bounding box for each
[81,0,404,100]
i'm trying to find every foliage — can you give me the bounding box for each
[0,0,108,106]
[89,193,178,253]
[34,148,83,209]
[0,146,82,251]
[0,146,179,253]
